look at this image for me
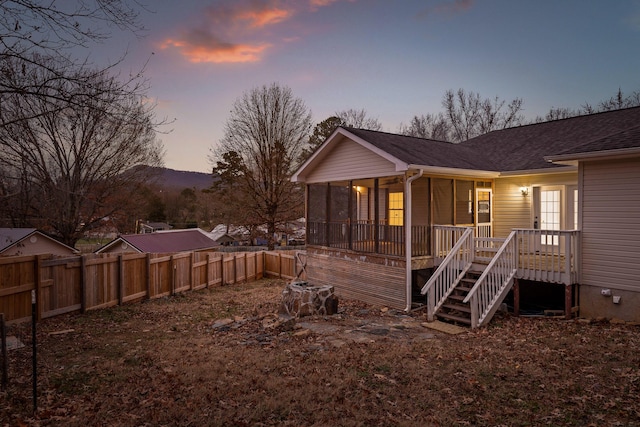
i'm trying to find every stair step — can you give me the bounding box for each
[436,312,472,325]
[442,303,471,313]
[448,294,466,302]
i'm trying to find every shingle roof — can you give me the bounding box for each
[344,127,498,170]
[548,124,640,158]
[461,106,640,171]
[341,106,640,173]
[110,229,219,253]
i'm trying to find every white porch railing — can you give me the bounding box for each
[432,225,471,264]
[515,229,580,285]
[422,227,474,321]
[464,230,518,328]
[428,227,581,328]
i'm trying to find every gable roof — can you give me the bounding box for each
[0,228,37,252]
[293,106,640,181]
[97,228,219,253]
[0,228,77,255]
[344,127,498,171]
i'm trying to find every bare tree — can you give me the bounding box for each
[211,83,312,249]
[443,89,524,142]
[335,108,383,131]
[0,0,146,127]
[398,113,451,140]
[0,58,163,246]
[298,116,343,164]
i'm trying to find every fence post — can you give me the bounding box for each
[80,255,87,314]
[118,255,124,305]
[244,253,248,283]
[279,252,283,279]
[146,253,152,300]
[205,253,211,288]
[189,252,194,291]
[1,313,7,390]
[233,254,237,284]
[220,255,225,286]
[34,255,42,322]
[170,255,176,295]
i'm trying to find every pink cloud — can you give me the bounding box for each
[160,0,358,64]
[162,38,270,63]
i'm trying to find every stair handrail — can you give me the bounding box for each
[421,227,474,321]
[463,230,518,328]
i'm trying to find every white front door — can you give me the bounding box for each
[475,188,492,237]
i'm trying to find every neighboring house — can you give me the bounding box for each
[139,221,173,234]
[210,224,249,246]
[292,106,640,326]
[0,228,78,256]
[96,228,219,254]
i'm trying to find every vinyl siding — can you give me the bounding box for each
[305,136,400,183]
[493,173,577,238]
[581,158,640,292]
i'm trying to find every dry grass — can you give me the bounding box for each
[2,278,640,426]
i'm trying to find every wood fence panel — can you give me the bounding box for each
[122,254,148,303]
[209,255,223,287]
[0,256,36,322]
[173,253,192,293]
[235,254,247,283]
[83,256,118,311]
[246,253,256,281]
[222,255,235,284]
[264,252,280,277]
[41,256,82,318]
[150,255,172,298]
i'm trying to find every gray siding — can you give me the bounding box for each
[581,158,640,293]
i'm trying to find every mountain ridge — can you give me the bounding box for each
[147,166,214,191]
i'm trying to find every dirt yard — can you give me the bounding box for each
[2,278,639,426]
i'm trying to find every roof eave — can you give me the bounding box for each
[408,165,499,178]
[545,147,640,164]
[498,165,577,177]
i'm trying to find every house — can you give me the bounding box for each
[292,106,640,326]
[138,221,173,234]
[210,224,247,246]
[96,228,219,254]
[0,228,78,256]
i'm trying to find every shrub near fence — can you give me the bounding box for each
[0,250,305,323]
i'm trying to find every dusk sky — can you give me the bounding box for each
[93,0,640,173]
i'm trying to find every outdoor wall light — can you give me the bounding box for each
[520,186,529,196]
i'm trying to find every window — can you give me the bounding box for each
[388,192,403,226]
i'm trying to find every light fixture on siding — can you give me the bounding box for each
[520,186,529,196]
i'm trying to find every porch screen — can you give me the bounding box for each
[307,184,327,222]
[433,178,453,225]
[455,180,474,224]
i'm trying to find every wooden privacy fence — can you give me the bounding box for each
[0,250,305,323]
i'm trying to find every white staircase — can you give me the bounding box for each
[422,229,518,328]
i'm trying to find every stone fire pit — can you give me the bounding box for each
[280,281,338,317]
